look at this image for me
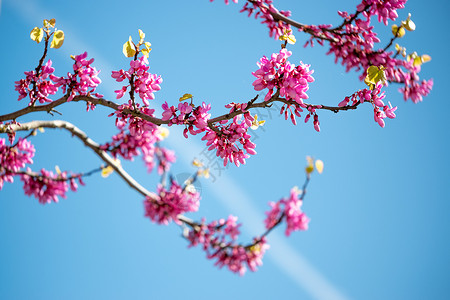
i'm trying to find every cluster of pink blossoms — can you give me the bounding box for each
[265,187,310,236]
[202,106,257,167]
[20,168,81,204]
[112,102,158,136]
[397,63,433,103]
[338,82,397,127]
[15,60,58,106]
[144,179,200,225]
[253,48,314,105]
[185,215,269,275]
[0,137,35,189]
[101,128,175,175]
[299,0,432,103]
[51,52,102,102]
[161,101,212,138]
[14,52,102,107]
[357,0,407,25]
[112,56,162,106]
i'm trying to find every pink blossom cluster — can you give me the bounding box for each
[144,179,200,225]
[15,60,58,106]
[101,128,175,175]
[357,0,407,25]
[112,102,157,136]
[20,168,80,204]
[299,1,432,103]
[185,215,268,275]
[51,52,102,102]
[201,110,256,167]
[264,187,310,236]
[338,83,397,127]
[161,101,212,137]
[252,49,314,105]
[0,137,35,189]
[112,56,162,106]
[395,63,434,103]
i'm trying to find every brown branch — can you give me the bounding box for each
[0,95,167,125]
[5,167,102,182]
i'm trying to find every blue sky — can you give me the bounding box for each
[0,0,449,299]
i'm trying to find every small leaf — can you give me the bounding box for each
[138,29,145,41]
[179,93,193,101]
[156,127,170,140]
[251,114,266,130]
[50,30,64,49]
[287,34,296,45]
[391,24,405,37]
[421,54,431,63]
[305,156,314,174]
[192,159,203,168]
[43,18,55,28]
[365,65,387,88]
[101,165,114,178]
[402,13,416,31]
[141,48,150,57]
[123,36,136,57]
[30,27,44,43]
[413,56,422,67]
[315,160,324,174]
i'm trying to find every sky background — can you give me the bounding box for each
[0,0,449,299]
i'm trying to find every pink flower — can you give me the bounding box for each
[185,216,268,275]
[201,113,256,167]
[15,60,58,105]
[252,49,314,106]
[20,168,74,204]
[144,179,200,225]
[112,56,162,106]
[51,52,102,103]
[264,187,310,236]
[0,137,35,189]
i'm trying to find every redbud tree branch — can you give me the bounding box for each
[0,90,362,133]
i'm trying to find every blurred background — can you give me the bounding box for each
[0,0,448,299]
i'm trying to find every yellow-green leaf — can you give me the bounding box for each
[421,54,431,63]
[402,13,416,31]
[413,56,422,67]
[365,65,387,88]
[179,93,193,101]
[123,36,136,57]
[391,24,405,37]
[141,48,150,58]
[287,34,296,45]
[305,156,314,174]
[156,127,170,140]
[138,29,145,42]
[192,159,203,168]
[50,30,65,49]
[30,27,44,43]
[101,165,114,178]
[251,114,265,130]
[315,160,324,174]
